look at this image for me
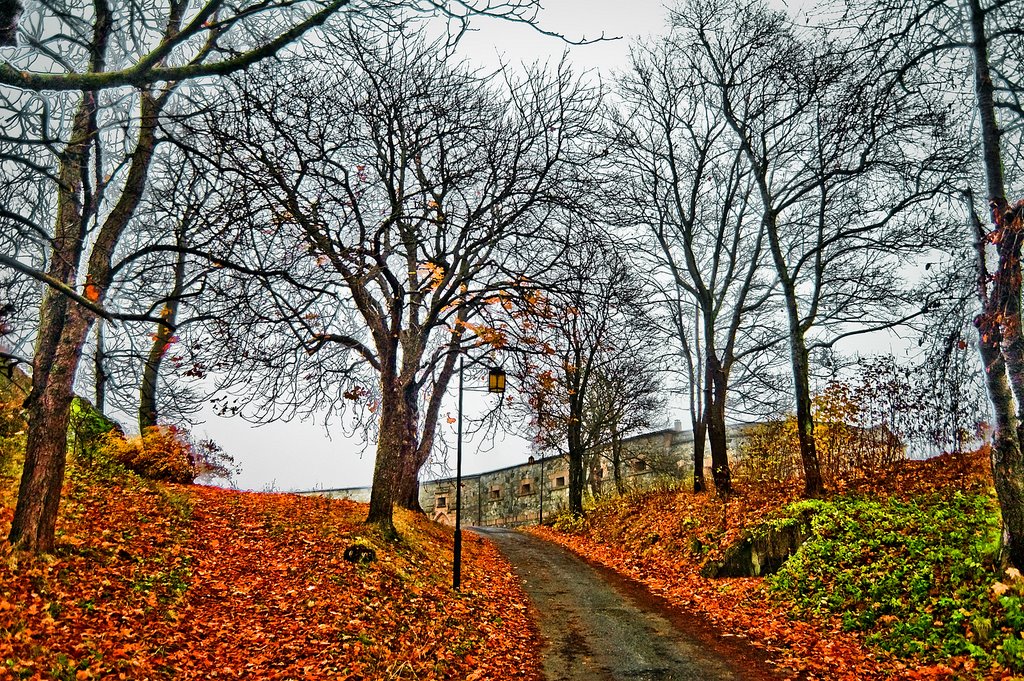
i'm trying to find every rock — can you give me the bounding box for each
[701,509,817,578]
[343,544,377,564]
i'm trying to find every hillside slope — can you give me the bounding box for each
[0,451,540,680]
[531,452,1023,680]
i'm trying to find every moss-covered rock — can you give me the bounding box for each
[701,507,819,578]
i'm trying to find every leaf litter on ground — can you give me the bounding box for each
[530,449,1018,681]
[0,461,540,680]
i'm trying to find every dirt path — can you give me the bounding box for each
[476,527,777,681]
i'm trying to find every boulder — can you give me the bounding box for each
[700,509,816,578]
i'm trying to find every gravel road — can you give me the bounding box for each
[475,527,775,681]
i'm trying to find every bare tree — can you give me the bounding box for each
[0,0,555,92]
[100,146,240,432]
[189,28,604,533]
[502,236,660,514]
[673,0,956,496]
[611,36,778,496]
[0,0,570,552]
[583,355,665,496]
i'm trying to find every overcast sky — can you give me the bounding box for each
[197,0,852,493]
[193,1,681,493]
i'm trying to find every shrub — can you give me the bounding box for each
[189,437,237,482]
[815,382,903,478]
[736,382,904,486]
[98,425,235,484]
[769,491,1024,671]
[734,418,802,485]
[101,426,195,483]
[553,511,587,534]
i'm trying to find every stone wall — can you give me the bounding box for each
[421,424,749,528]
[296,486,372,504]
[299,424,751,528]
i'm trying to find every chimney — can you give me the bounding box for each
[673,419,683,432]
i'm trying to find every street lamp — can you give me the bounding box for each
[454,359,506,590]
[487,367,506,393]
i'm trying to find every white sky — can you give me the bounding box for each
[197,1,679,493]
[200,0,843,493]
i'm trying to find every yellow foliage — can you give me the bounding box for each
[100,426,196,483]
[737,382,904,486]
[416,261,445,291]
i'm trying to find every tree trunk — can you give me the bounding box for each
[611,427,626,495]
[562,368,587,514]
[94,319,106,414]
[366,385,405,535]
[395,451,424,513]
[731,95,825,497]
[765,239,824,497]
[568,445,585,514]
[692,410,708,493]
[978,317,1024,568]
[705,357,731,496]
[965,0,1024,568]
[395,336,462,514]
[139,230,186,432]
[706,405,730,496]
[788,323,824,496]
[567,417,585,514]
[8,95,94,552]
[394,378,424,513]
[970,197,1024,568]
[10,298,93,551]
[587,452,602,498]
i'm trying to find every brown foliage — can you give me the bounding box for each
[98,425,235,484]
[0,464,540,679]
[736,381,906,487]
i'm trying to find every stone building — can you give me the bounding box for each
[299,422,751,528]
[421,421,750,528]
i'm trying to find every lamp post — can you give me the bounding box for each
[538,454,544,526]
[453,360,506,590]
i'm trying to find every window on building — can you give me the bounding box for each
[597,468,604,479]
[554,475,566,488]
[634,459,648,473]
[435,496,447,509]
[489,487,502,500]
[520,481,533,495]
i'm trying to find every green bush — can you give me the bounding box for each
[769,491,1024,671]
[553,511,588,534]
[68,397,122,464]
